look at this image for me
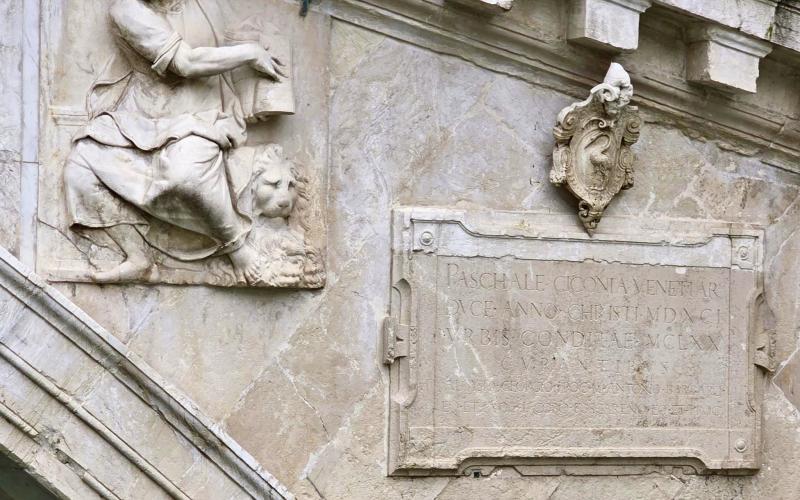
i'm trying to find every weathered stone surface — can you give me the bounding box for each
[66,11,798,497]
[0,0,22,158]
[775,350,800,413]
[0,160,20,255]
[2,0,800,499]
[0,247,291,500]
[0,0,22,154]
[446,0,514,13]
[386,208,765,474]
[567,0,652,52]
[686,24,773,93]
[655,0,780,40]
[38,0,328,289]
[0,0,23,257]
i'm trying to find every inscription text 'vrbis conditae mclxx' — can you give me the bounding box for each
[438,258,728,426]
[385,209,764,475]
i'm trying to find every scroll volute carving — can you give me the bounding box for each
[551,63,641,234]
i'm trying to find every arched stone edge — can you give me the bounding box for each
[0,245,293,500]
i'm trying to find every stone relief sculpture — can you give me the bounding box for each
[62,0,324,288]
[550,62,641,234]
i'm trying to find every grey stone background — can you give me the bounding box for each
[2,0,799,498]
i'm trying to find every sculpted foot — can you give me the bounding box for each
[92,255,152,283]
[229,244,262,285]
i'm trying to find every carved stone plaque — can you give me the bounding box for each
[385,208,765,475]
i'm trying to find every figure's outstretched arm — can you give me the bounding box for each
[109,0,284,80]
[170,42,285,80]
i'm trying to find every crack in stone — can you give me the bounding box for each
[774,345,800,412]
[278,358,331,440]
[306,476,327,499]
[300,383,382,486]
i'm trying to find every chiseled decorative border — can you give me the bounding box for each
[0,247,292,500]
[385,207,770,476]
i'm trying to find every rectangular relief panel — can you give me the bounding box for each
[385,208,765,475]
[36,0,329,288]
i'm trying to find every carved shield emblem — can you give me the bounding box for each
[551,63,641,234]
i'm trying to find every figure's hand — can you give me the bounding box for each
[249,45,286,81]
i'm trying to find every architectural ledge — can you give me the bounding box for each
[655,0,780,41]
[325,0,800,172]
[436,0,800,61]
[686,23,773,93]
[568,0,653,52]
[0,247,291,500]
[445,0,513,13]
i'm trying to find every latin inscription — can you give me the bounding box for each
[388,210,761,473]
[433,257,730,429]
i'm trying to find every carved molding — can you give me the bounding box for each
[567,0,653,52]
[385,207,766,475]
[319,0,800,174]
[0,247,292,499]
[446,0,514,13]
[686,23,773,93]
[551,63,641,234]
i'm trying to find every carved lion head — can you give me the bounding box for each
[251,144,300,219]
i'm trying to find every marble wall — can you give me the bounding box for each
[2,0,800,498]
[0,0,23,256]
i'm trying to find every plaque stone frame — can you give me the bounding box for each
[384,207,768,476]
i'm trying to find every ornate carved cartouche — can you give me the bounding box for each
[550,62,642,234]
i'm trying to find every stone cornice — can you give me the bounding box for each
[446,0,513,13]
[653,0,780,40]
[686,24,774,58]
[605,0,653,13]
[320,0,800,174]
[685,23,774,93]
